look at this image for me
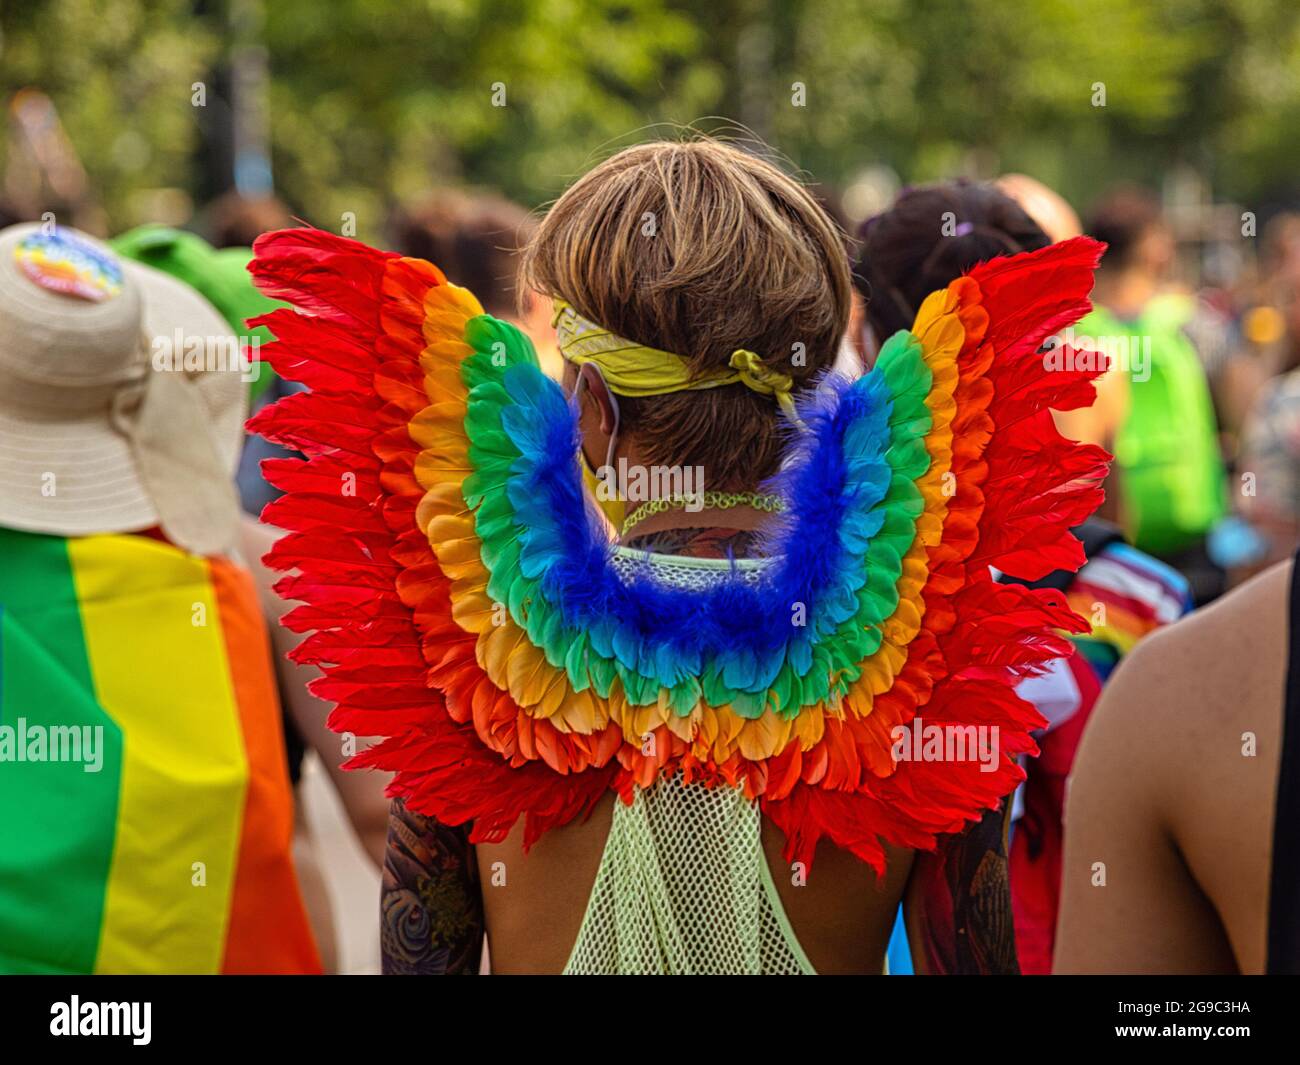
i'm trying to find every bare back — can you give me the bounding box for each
[475,799,912,975]
[1055,560,1290,973]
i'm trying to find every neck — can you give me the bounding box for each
[619,500,773,559]
[1095,268,1157,318]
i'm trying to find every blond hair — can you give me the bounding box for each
[519,138,851,488]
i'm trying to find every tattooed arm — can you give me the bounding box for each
[381,798,485,975]
[903,800,1019,974]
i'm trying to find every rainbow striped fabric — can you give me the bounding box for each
[0,527,319,974]
[1067,541,1192,682]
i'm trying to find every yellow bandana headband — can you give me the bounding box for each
[552,299,802,425]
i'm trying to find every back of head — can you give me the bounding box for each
[1262,211,1300,281]
[205,192,294,250]
[1084,184,1165,273]
[855,179,1051,342]
[391,191,536,318]
[520,138,852,489]
[995,173,1082,244]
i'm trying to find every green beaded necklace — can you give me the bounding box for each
[619,490,785,537]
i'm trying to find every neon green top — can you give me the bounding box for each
[1079,297,1226,554]
[563,550,815,975]
[563,776,816,975]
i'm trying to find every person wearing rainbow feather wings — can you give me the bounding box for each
[249,139,1110,975]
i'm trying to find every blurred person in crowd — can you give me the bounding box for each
[853,179,1052,358]
[204,190,295,250]
[991,174,1130,463]
[995,173,1083,244]
[1056,553,1300,973]
[2,88,107,235]
[1076,185,1228,602]
[248,139,1109,974]
[389,190,561,378]
[856,180,1190,973]
[803,182,868,377]
[1214,214,1300,451]
[178,193,305,518]
[0,223,319,973]
[1227,215,1300,573]
[111,221,391,971]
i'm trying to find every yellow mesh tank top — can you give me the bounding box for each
[563,551,815,975]
[563,777,815,975]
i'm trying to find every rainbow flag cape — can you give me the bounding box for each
[0,527,320,974]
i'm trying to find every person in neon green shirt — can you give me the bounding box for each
[1070,187,1227,594]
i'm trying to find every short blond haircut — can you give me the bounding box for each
[519,138,851,488]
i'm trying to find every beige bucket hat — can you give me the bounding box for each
[0,223,246,556]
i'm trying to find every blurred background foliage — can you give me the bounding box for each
[2,0,1299,238]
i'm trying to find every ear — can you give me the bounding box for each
[578,362,618,436]
[520,288,552,342]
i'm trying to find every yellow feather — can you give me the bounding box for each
[794,706,827,747]
[737,713,791,762]
[450,588,496,633]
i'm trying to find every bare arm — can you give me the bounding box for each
[904,801,1019,974]
[381,799,484,975]
[239,515,391,866]
[1053,613,1256,973]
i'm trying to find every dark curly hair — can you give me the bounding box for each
[855,179,1051,342]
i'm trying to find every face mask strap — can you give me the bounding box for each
[573,359,621,475]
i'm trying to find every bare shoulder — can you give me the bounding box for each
[1057,558,1291,972]
[1088,558,1291,748]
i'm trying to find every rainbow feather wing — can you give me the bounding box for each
[249,229,1109,871]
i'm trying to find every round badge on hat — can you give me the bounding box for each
[14,228,124,303]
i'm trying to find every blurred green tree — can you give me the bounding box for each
[2,0,1298,235]
[0,0,218,231]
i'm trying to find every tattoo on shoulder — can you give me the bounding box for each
[380,798,484,975]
